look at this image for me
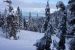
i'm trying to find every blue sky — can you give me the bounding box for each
[0,0,69,16]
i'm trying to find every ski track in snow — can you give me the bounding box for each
[0,29,44,50]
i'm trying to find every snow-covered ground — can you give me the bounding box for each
[0,29,44,50]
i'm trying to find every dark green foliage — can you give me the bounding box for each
[56,1,67,50]
[44,1,50,32]
[68,0,75,4]
[23,18,27,30]
[0,18,4,27]
[56,1,65,11]
[68,0,75,12]
[6,15,18,40]
[69,38,75,50]
[35,36,51,50]
[58,13,67,50]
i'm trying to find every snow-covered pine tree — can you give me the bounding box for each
[23,18,27,30]
[28,12,33,31]
[4,0,13,12]
[3,0,19,39]
[56,1,67,50]
[66,0,75,50]
[68,0,75,14]
[0,12,3,27]
[17,6,23,29]
[34,0,52,50]
[68,0,75,4]
[36,13,43,32]
[6,14,17,39]
[43,0,50,32]
[1,8,7,33]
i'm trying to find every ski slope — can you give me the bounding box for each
[0,30,44,50]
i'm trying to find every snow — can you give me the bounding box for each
[51,34,70,50]
[0,28,70,50]
[0,29,44,50]
[51,34,60,50]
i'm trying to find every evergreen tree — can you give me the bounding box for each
[3,0,18,39]
[67,0,75,50]
[0,12,2,27]
[68,0,75,4]
[23,18,27,30]
[17,6,23,29]
[56,1,67,50]
[56,1,65,11]
[43,0,50,32]
[4,0,13,12]
[34,1,52,50]
[68,0,75,13]
[28,12,33,31]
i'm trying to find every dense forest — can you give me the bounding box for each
[0,0,75,50]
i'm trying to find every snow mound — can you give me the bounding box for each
[0,30,44,50]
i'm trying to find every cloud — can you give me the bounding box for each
[12,0,56,8]
[0,0,68,16]
[12,0,57,14]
